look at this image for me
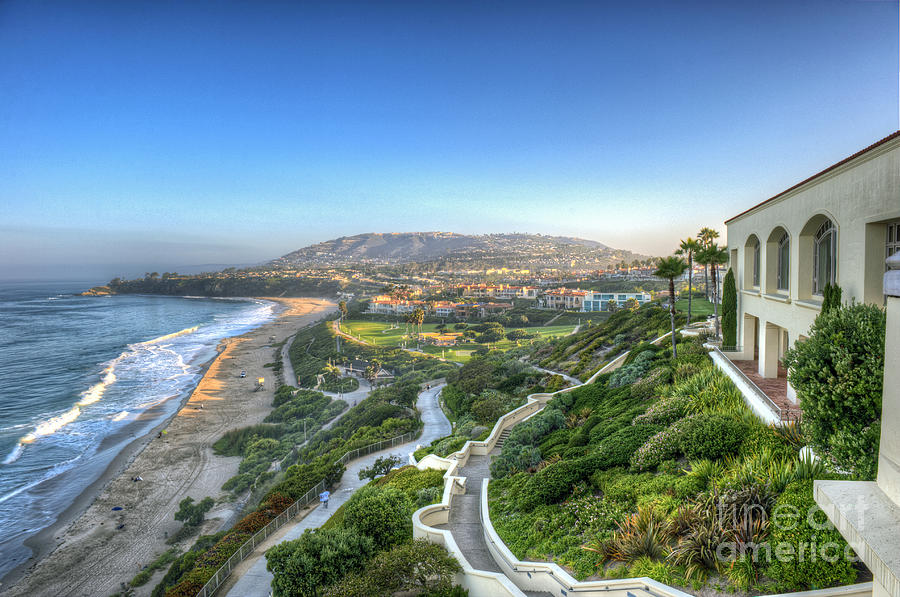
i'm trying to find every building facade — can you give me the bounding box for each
[581,291,652,312]
[540,288,588,310]
[724,131,900,401]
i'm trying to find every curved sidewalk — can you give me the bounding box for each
[224,384,451,597]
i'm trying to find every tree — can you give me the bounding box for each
[623,298,640,311]
[342,485,413,550]
[322,540,462,597]
[722,268,737,348]
[783,303,885,479]
[698,243,728,339]
[477,328,505,344]
[411,307,425,338]
[338,300,348,320]
[358,454,404,481]
[676,237,702,324]
[174,496,215,528]
[697,227,720,299]
[653,256,688,358]
[267,527,374,597]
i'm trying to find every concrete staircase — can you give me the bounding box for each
[495,428,512,448]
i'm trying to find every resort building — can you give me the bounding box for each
[722,130,900,414]
[366,296,427,315]
[581,291,652,312]
[539,288,588,310]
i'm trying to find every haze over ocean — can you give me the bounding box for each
[0,281,276,578]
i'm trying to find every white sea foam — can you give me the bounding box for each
[2,444,23,465]
[111,411,129,422]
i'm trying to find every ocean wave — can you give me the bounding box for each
[2,443,23,465]
[135,325,200,346]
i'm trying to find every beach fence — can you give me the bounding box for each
[195,429,421,597]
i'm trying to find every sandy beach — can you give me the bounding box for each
[0,297,336,597]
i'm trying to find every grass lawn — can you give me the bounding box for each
[673,297,715,317]
[338,320,576,359]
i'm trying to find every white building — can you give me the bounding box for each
[723,130,900,407]
[581,291,652,312]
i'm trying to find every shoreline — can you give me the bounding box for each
[1,340,227,591]
[1,297,337,597]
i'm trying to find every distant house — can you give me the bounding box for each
[366,295,427,315]
[582,291,651,312]
[540,288,588,310]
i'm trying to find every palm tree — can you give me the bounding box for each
[676,238,702,324]
[654,256,688,358]
[338,300,348,321]
[411,307,425,338]
[703,244,729,340]
[697,227,720,300]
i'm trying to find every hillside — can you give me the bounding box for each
[271,232,647,270]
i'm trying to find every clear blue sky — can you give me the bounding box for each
[1,0,897,281]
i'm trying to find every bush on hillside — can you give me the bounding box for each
[266,527,375,597]
[766,481,857,590]
[783,302,885,479]
[342,485,413,550]
[678,414,748,461]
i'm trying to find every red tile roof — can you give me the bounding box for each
[725,130,900,224]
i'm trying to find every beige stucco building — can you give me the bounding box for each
[724,131,900,404]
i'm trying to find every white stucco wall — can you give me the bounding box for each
[725,134,900,372]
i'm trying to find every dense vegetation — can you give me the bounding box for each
[156,360,441,596]
[531,304,685,381]
[414,348,571,461]
[98,274,351,297]
[267,465,464,597]
[784,301,886,479]
[213,386,346,496]
[489,337,860,593]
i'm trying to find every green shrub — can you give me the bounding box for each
[266,527,375,597]
[322,539,461,597]
[678,414,748,461]
[342,485,413,550]
[520,459,584,510]
[766,481,857,590]
[783,302,885,479]
[590,424,663,469]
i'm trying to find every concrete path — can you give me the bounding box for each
[529,364,583,388]
[435,446,551,597]
[280,333,298,387]
[224,384,452,597]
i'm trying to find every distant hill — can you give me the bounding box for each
[271,232,648,270]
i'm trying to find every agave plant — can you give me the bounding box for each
[604,507,673,561]
[772,417,805,450]
[667,517,728,580]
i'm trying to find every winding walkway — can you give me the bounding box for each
[224,384,452,597]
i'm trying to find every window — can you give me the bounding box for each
[777,232,790,291]
[888,222,900,266]
[813,220,836,295]
[752,240,760,287]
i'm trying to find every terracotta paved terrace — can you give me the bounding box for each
[731,359,803,421]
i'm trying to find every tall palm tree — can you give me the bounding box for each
[654,256,688,358]
[697,227,720,299]
[676,238,701,324]
[411,307,425,338]
[698,244,729,339]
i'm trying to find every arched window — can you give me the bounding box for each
[752,239,760,287]
[777,232,790,291]
[813,220,836,295]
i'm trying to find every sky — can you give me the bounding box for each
[1,0,898,281]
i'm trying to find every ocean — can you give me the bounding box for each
[0,280,277,579]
